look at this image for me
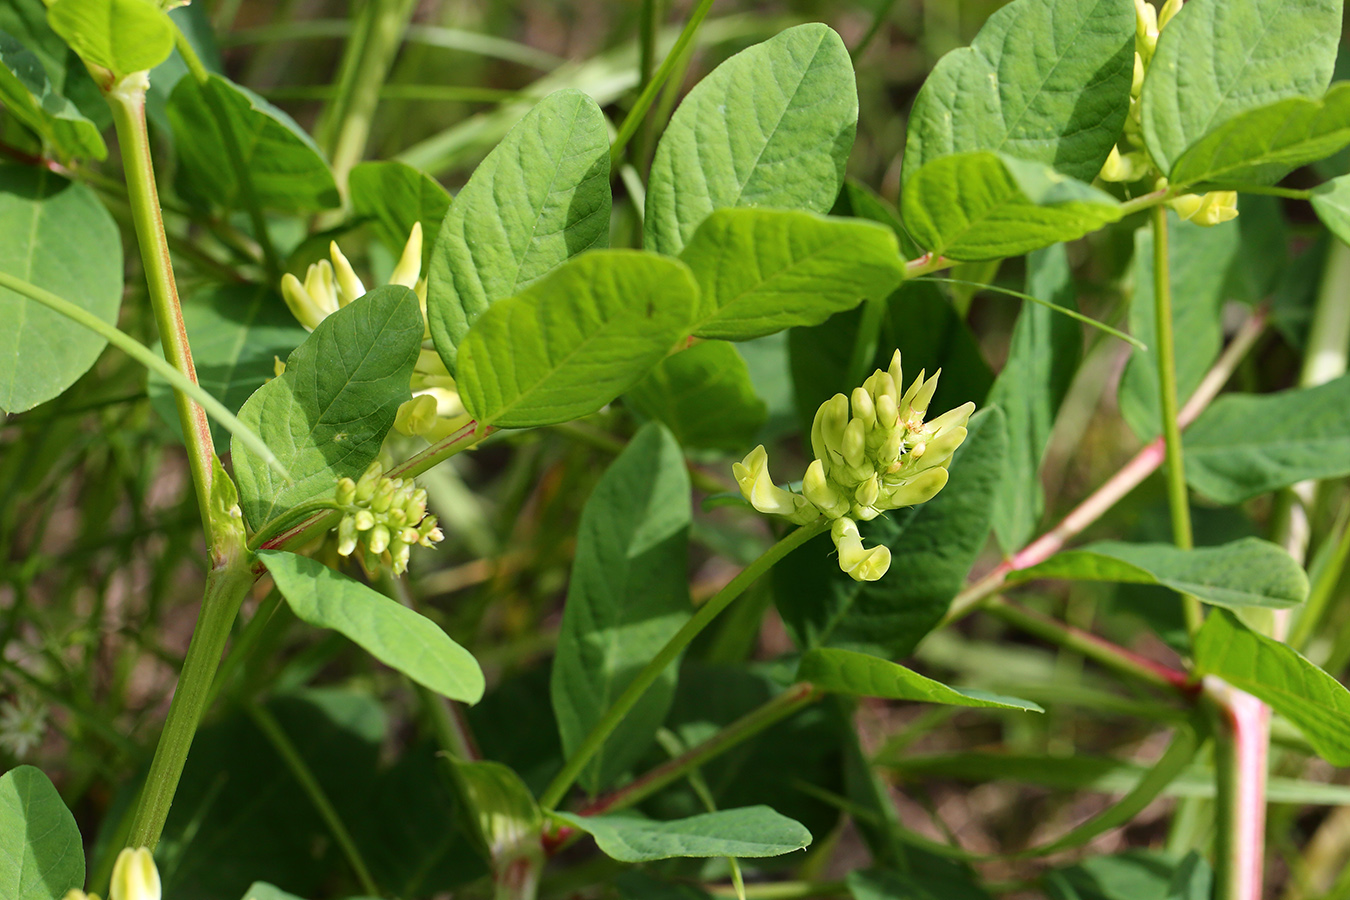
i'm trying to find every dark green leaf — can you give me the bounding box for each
[167,73,340,213]
[1140,0,1342,174]
[553,807,812,862]
[455,250,697,428]
[901,152,1120,261]
[0,30,104,160]
[427,89,609,374]
[259,550,485,704]
[0,766,84,900]
[988,245,1081,552]
[349,160,451,263]
[447,759,542,863]
[46,0,173,76]
[626,341,766,454]
[232,285,422,531]
[1183,374,1350,503]
[1045,852,1210,900]
[678,209,902,341]
[1010,538,1309,610]
[799,648,1043,711]
[551,423,692,793]
[902,0,1134,185]
[776,407,1007,657]
[1194,609,1350,766]
[645,23,857,257]
[0,165,122,413]
[849,864,992,900]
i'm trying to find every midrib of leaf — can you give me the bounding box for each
[1187,4,1289,141]
[696,232,856,332]
[509,100,588,295]
[5,169,45,403]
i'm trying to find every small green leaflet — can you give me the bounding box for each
[1009,538,1309,611]
[553,807,812,862]
[455,250,697,428]
[678,209,903,341]
[901,152,1120,261]
[427,88,609,374]
[798,647,1043,712]
[902,0,1134,185]
[259,550,485,704]
[644,23,857,257]
[1194,610,1350,766]
[46,0,173,77]
[0,766,85,900]
[0,30,105,160]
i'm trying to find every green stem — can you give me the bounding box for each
[609,0,716,169]
[126,557,256,849]
[205,589,285,707]
[1150,206,1201,638]
[538,519,829,809]
[248,702,380,896]
[709,881,848,900]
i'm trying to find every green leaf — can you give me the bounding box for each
[988,245,1081,553]
[149,284,308,454]
[901,152,1120,261]
[1311,173,1350,243]
[456,250,697,429]
[644,23,857,257]
[259,550,485,704]
[1117,212,1238,440]
[902,0,1134,185]
[167,73,339,213]
[1170,83,1350,187]
[0,766,84,900]
[776,407,1007,657]
[551,423,691,793]
[799,648,1043,712]
[1140,0,1342,174]
[849,864,993,900]
[552,807,812,862]
[1194,609,1350,766]
[677,209,903,341]
[626,341,766,454]
[447,759,542,863]
[1009,538,1309,610]
[427,89,609,374]
[0,31,105,160]
[232,285,422,531]
[241,886,307,900]
[349,160,451,264]
[0,165,121,413]
[1045,852,1211,900]
[1183,374,1350,503]
[46,0,172,76]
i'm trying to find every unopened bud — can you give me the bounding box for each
[851,387,876,430]
[354,509,376,531]
[337,515,359,556]
[330,242,366,306]
[335,477,357,507]
[371,479,396,513]
[886,350,903,394]
[395,394,440,437]
[390,221,423,289]
[110,848,160,900]
[803,459,850,519]
[368,524,391,555]
[842,418,867,469]
[812,394,851,466]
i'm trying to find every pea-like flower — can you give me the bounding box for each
[65,847,161,900]
[333,460,444,576]
[733,350,974,582]
[1169,191,1239,226]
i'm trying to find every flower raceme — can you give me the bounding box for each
[64,847,160,900]
[334,460,445,576]
[279,223,471,441]
[734,351,974,582]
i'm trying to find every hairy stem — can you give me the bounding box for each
[538,519,829,809]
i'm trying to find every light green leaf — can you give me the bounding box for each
[1009,538,1309,611]
[988,245,1081,553]
[149,284,308,454]
[1117,212,1238,440]
[1183,374,1350,503]
[447,758,543,863]
[456,250,697,429]
[0,165,121,413]
[551,424,691,794]
[232,285,422,532]
[1195,610,1350,766]
[167,73,339,213]
[1140,0,1342,174]
[349,160,451,264]
[553,807,812,862]
[645,23,857,257]
[0,766,84,900]
[0,30,104,160]
[427,89,609,374]
[1170,83,1350,187]
[677,209,903,341]
[798,647,1043,712]
[258,550,485,704]
[46,0,172,76]
[901,152,1120,261]
[625,341,766,454]
[1311,173,1350,243]
[241,886,307,900]
[902,0,1134,185]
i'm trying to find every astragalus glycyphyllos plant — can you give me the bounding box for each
[4,0,1350,898]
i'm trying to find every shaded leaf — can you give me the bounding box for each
[848,864,992,900]
[553,807,811,862]
[0,766,84,900]
[798,648,1043,711]
[626,341,766,454]
[349,160,451,263]
[0,30,104,160]
[1311,173,1350,244]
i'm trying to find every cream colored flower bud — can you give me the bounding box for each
[110,848,160,900]
[330,242,366,306]
[910,427,967,472]
[390,221,423,289]
[886,350,903,394]
[335,477,357,507]
[354,509,376,531]
[923,401,976,438]
[1131,52,1144,96]
[854,473,880,508]
[875,392,899,430]
[842,418,868,469]
[1135,0,1159,58]
[910,370,941,421]
[851,387,876,430]
[830,517,891,582]
[281,272,330,332]
[337,515,359,556]
[1170,191,1237,226]
[1157,0,1181,30]
[811,394,851,467]
[368,523,391,555]
[390,540,412,575]
[803,459,850,519]
[881,467,949,508]
[371,479,396,514]
[63,891,101,900]
[733,446,817,521]
[355,461,383,501]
